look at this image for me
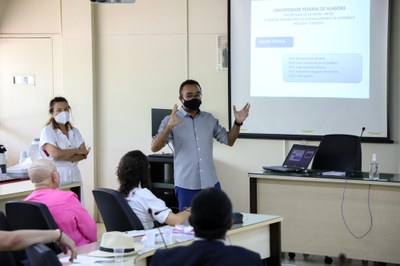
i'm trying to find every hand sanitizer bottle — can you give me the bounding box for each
[369,153,380,180]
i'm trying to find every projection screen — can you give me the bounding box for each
[229,0,391,142]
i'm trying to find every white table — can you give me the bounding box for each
[249,171,400,264]
[60,213,283,266]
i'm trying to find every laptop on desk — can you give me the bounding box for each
[263,144,318,173]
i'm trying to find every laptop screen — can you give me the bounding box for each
[283,144,318,169]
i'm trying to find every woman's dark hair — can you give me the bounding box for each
[189,188,232,240]
[46,96,72,130]
[117,150,151,197]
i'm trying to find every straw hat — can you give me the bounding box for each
[88,231,140,257]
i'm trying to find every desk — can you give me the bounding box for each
[62,213,283,266]
[0,178,81,212]
[249,171,400,264]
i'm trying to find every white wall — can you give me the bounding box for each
[0,0,399,218]
[0,0,96,215]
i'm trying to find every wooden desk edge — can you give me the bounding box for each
[248,173,400,187]
[0,180,82,200]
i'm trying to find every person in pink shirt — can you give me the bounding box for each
[24,159,97,246]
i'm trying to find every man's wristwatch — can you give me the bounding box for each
[234,120,243,126]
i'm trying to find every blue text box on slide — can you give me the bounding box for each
[255,37,294,47]
[282,53,362,83]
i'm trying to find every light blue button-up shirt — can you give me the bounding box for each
[157,107,229,189]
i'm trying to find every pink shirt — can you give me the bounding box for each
[25,189,97,246]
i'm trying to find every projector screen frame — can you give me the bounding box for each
[227,0,393,143]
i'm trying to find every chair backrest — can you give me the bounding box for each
[92,188,144,232]
[0,211,17,266]
[25,244,61,266]
[5,201,62,254]
[0,211,11,230]
[311,134,361,173]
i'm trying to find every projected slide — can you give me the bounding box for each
[250,0,370,98]
[229,0,389,139]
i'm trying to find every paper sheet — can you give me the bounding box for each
[59,254,112,265]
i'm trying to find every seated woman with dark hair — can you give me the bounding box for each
[117,150,190,230]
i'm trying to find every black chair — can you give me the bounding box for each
[25,244,61,266]
[311,134,361,175]
[5,201,62,254]
[0,211,10,230]
[92,188,144,232]
[0,211,17,266]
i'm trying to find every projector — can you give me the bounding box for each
[91,0,136,3]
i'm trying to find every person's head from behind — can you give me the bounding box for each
[189,188,232,240]
[47,96,72,129]
[28,159,60,189]
[179,79,203,112]
[117,150,151,197]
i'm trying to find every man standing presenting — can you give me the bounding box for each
[151,79,250,210]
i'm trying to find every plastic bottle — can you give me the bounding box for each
[369,153,380,180]
[19,150,27,164]
[28,138,40,161]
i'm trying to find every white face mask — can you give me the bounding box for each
[54,111,70,125]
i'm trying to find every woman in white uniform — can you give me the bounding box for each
[40,97,90,184]
[117,150,191,230]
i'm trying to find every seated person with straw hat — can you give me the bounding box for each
[24,159,97,246]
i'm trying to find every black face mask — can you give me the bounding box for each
[183,98,202,111]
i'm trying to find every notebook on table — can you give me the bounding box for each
[263,144,318,173]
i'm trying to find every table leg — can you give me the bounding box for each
[266,221,281,265]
